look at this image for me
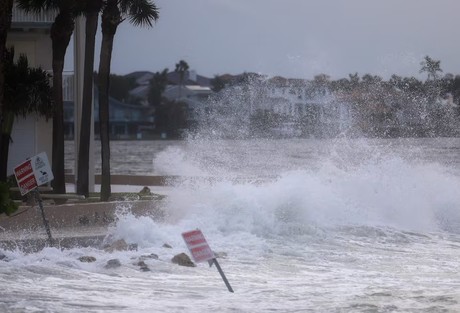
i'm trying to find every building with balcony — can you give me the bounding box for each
[6,3,55,176]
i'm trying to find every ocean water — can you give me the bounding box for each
[3,138,460,312]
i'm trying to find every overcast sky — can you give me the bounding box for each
[79,0,460,80]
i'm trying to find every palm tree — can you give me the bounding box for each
[98,0,159,201]
[175,60,189,99]
[17,0,78,195]
[420,55,443,81]
[420,56,443,103]
[148,68,169,107]
[0,0,15,182]
[76,0,103,197]
[1,49,53,180]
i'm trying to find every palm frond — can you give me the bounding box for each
[120,0,159,27]
[3,49,53,118]
[16,0,56,13]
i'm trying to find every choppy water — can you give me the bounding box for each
[3,138,460,312]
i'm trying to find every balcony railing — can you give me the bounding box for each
[11,3,55,26]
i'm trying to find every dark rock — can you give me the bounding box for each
[0,252,6,261]
[105,259,121,269]
[138,186,152,195]
[171,253,195,267]
[139,253,159,261]
[78,256,96,263]
[136,260,150,272]
[162,243,172,249]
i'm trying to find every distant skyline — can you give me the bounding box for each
[67,0,460,80]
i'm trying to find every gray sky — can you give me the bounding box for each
[91,0,460,80]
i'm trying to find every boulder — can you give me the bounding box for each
[136,260,150,272]
[138,186,152,195]
[139,253,159,261]
[78,256,96,263]
[105,259,121,269]
[162,243,172,249]
[171,253,195,267]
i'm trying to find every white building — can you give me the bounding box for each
[7,4,92,189]
[163,84,213,122]
[6,3,55,175]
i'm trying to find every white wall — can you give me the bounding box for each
[7,32,52,69]
[7,115,52,176]
[6,31,53,175]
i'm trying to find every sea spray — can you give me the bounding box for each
[148,139,460,238]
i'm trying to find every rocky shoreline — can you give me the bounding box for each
[0,199,203,268]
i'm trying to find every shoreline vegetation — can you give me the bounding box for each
[90,56,460,141]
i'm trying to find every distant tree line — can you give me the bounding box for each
[98,56,460,140]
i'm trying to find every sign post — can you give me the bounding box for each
[182,229,234,293]
[13,152,54,246]
[33,189,54,247]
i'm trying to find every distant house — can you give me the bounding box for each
[127,70,212,101]
[163,85,213,102]
[125,71,155,106]
[163,85,213,123]
[64,88,155,140]
[166,70,212,87]
[125,70,214,125]
[125,71,155,86]
[6,3,54,175]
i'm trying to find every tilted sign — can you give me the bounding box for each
[182,229,215,263]
[181,229,234,292]
[13,152,54,195]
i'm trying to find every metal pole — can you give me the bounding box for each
[33,189,54,247]
[212,258,234,293]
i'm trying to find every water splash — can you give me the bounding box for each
[124,137,460,251]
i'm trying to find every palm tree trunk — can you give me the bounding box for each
[77,8,99,197]
[50,11,74,194]
[98,0,121,201]
[0,0,14,182]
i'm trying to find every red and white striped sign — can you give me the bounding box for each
[14,160,34,181]
[182,229,215,263]
[13,152,53,195]
[14,159,37,195]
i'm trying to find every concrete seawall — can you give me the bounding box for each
[65,175,180,186]
[0,200,164,252]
